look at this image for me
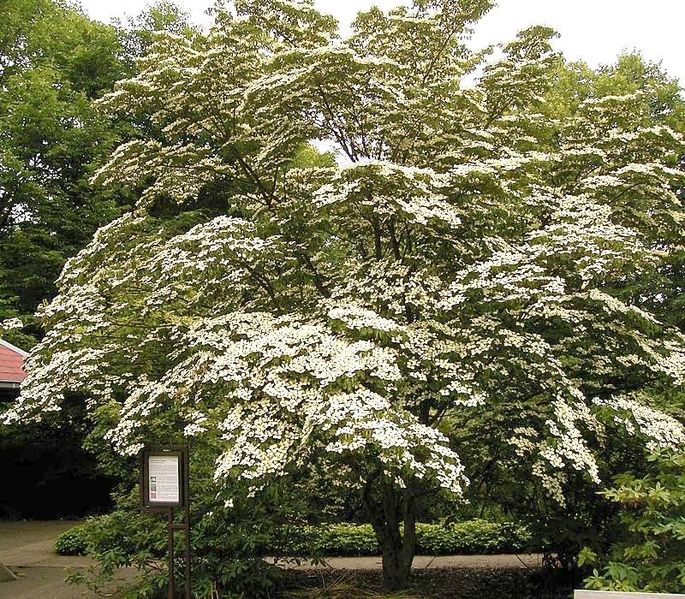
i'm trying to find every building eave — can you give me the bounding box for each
[0,339,29,357]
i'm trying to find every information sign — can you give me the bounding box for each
[139,444,192,598]
[148,455,180,504]
[141,446,185,509]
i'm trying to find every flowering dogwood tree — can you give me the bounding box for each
[5,0,685,590]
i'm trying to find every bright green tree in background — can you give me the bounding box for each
[0,0,197,347]
[0,0,126,337]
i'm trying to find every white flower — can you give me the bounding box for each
[1,318,23,330]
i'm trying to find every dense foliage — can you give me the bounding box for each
[56,518,534,558]
[4,0,685,593]
[0,0,197,345]
[581,451,685,593]
[0,0,127,340]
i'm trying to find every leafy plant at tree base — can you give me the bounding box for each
[6,0,685,592]
[60,441,312,598]
[582,451,685,593]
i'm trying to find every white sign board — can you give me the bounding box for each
[148,455,180,504]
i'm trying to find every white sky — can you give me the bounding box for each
[79,0,685,85]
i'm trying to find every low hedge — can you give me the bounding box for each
[421,520,532,554]
[56,518,533,558]
[272,520,533,557]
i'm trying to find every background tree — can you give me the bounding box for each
[0,0,128,342]
[0,0,195,345]
[116,0,199,66]
[5,0,685,593]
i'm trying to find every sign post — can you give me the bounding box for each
[141,445,191,598]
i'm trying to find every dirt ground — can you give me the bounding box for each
[0,520,137,598]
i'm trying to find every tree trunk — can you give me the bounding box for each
[365,481,417,592]
[379,532,415,591]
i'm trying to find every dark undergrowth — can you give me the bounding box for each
[282,568,576,599]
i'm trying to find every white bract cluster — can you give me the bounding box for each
[0,317,24,331]
[5,0,685,506]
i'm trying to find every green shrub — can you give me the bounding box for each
[318,524,379,556]
[417,520,532,555]
[55,524,90,556]
[57,518,534,560]
[272,519,533,557]
[582,451,685,594]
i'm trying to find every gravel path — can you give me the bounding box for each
[271,553,544,570]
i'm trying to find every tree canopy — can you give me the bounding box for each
[4,0,685,591]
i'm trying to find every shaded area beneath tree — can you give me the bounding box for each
[1,393,113,520]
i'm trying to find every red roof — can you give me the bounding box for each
[0,340,27,385]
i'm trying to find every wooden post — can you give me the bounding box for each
[167,507,175,599]
[183,441,191,598]
[140,444,191,598]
